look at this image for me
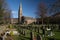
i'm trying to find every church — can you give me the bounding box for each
[11,2,36,24]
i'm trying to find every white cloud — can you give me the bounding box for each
[12,11,18,18]
[12,11,18,13]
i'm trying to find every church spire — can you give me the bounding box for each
[20,0,22,8]
[18,0,22,23]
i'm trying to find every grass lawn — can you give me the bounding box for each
[12,35,19,40]
[53,31,60,40]
[45,31,60,40]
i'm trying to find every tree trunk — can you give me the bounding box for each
[42,18,43,25]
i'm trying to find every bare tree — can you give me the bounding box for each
[49,0,60,24]
[36,2,48,25]
[36,2,48,40]
[50,0,60,14]
[0,0,12,24]
[4,9,12,24]
[0,0,5,24]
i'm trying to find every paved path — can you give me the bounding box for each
[0,25,8,34]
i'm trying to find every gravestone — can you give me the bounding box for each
[37,34,42,40]
[32,32,37,40]
[30,32,33,40]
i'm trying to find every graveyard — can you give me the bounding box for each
[0,0,60,40]
[11,24,60,40]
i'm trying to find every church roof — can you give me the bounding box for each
[24,16,36,20]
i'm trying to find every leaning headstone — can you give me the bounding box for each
[47,28,51,36]
[23,29,25,35]
[50,32,55,36]
[32,32,37,40]
[42,29,45,37]
[37,34,42,40]
[56,25,59,30]
[37,27,39,33]
[30,32,33,40]
[34,27,36,32]
[21,28,23,34]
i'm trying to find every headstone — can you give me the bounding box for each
[23,29,25,35]
[35,27,37,32]
[37,34,42,40]
[32,32,37,40]
[30,32,33,40]
[37,27,39,33]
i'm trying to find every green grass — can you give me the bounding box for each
[45,31,60,40]
[12,35,19,40]
[54,31,60,40]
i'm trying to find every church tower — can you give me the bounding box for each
[18,1,22,23]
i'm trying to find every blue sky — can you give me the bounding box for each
[6,0,56,18]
